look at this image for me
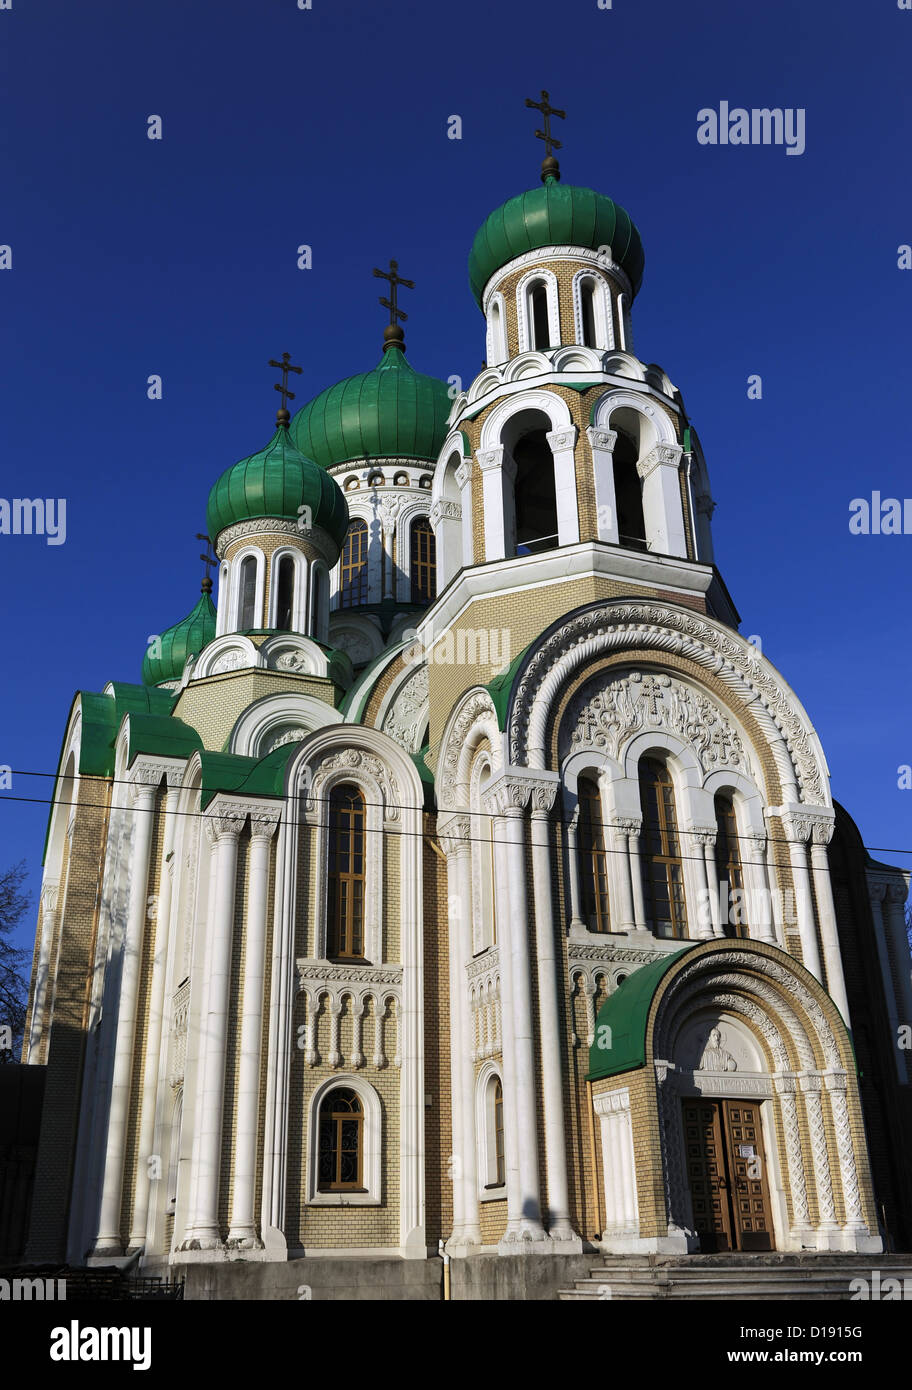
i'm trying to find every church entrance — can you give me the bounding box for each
[682,1098,775,1252]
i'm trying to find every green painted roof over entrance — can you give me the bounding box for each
[142,589,217,687]
[290,344,451,469]
[206,425,349,549]
[587,947,695,1081]
[468,178,645,308]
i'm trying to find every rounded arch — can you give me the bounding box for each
[572,267,614,350]
[228,544,267,631]
[228,690,343,757]
[515,265,560,353]
[437,688,503,812]
[267,547,306,632]
[193,632,261,679]
[478,387,572,452]
[306,1073,383,1205]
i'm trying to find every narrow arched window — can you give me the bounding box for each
[639,758,687,938]
[530,282,550,350]
[489,299,506,364]
[340,520,368,608]
[410,516,436,603]
[317,1088,364,1191]
[310,565,324,640]
[493,1079,505,1186]
[613,431,647,550]
[327,784,366,958]
[578,775,610,933]
[715,795,747,938]
[275,554,295,631]
[239,555,257,629]
[513,430,559,555]
[580,278,597,348]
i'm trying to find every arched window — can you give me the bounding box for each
[239,555,258,629]
[639,757,687,938]
[489,298,507,365]
[275,554,295,631]
[317,1088,364,1191]
[715,794,747,938]
[480,1072,506,1189]
[580,278,597,348]
[530,282,551,350]
[513,430,558,555]
[327,784,366,958]
[310,565,325,641]
[578,775,610,933]
[410,516,436,603]
[340,520,368,608]
[613,431,647,550]
[493,1079,505,1186]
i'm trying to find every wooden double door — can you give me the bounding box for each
[682,1098,775,1252]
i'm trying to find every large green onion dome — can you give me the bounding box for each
[142,584,217,686]
[468,174,645,308]
[290,339,451,470]
[206,424,349,549]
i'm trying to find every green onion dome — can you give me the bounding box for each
[290,341,451,470]
[468,176,645,308]
[142,585,217,686]
[206,424,349,549]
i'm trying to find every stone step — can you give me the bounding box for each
[558,1256,912,1301]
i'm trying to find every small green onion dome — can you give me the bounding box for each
[206,425,349,549]
[290,341,451,470]
[142,585,217,687]
[468,177,645,308]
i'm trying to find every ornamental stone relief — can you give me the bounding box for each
[380,665,429,754]
[564,668,750,776]
[261,726,310,755]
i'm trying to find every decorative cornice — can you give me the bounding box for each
[477,447,503,472]
[295,959,403,990]
[217,517,338,565]
[482,769,560,818]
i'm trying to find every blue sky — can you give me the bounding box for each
[2,0,911,948]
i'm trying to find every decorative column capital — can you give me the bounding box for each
[686,824,717,849]
[609,816,642,837]
[203,800,250,846]
[482,769,558,819]
[867,880,888,904]
[40,879,60,914]
[476,447,504,472]
[545,425,579,454]
[779,806,834,846]
[454,461,472,490]
[885,882,908,905]
[430,499,462,528]
[593,1086,631,1118]
[437,813,472,859]
[636,443,683,480]
[249,810,281,841]
[585,425,617,454]
[127,760,168,804]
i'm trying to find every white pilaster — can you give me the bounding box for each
[586,427,619,543]
[637,444,686,558]
[546,426,580,547]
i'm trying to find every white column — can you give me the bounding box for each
[628,823,648,931]
[184,803,245,1248]
[566,809,586,932]
[799,1072,839,1248]
[130,770,184,1248]
[529,781,580,1248]
[478,448,516,561]
[456,460,475,569]
[586,427,619,543]
[608,820,636,932]
[745,832,776,943]
[440,814,481,1253]
[808,828,851,1024]
[227,811,279,1247]
[823,1071,870,1248]
[781,815,824,985]
[545,426,580,547]
[486,774,547,1247]
[93,768,159,1254]
[181,835,219,1249]
[27,878,59,1061]
[594,1088,640,1247]
[703,837,725,937]
[637,444,686,558]
[687,829,715,940]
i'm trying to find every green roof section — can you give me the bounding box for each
[124,712,203,767]
[79,684,177,778]
[199,743,300,809]
[142,588,217,687]
[290,344,451,470]
[339,639,415,723]
[206,424,349,549]
[486,643,532,730]
[468,177,645,308]
[587,947,695,1081]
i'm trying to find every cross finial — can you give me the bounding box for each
[268,351,303,427]
[373,258,415,352]
[196,533,217,595]
[525,88,565,182]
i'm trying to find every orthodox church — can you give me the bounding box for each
[18,99,912,1294]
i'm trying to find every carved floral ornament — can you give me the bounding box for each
[508,602,827,804]
[565,668,750,776]
[437,691,502,811]
[303,747,401,823]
